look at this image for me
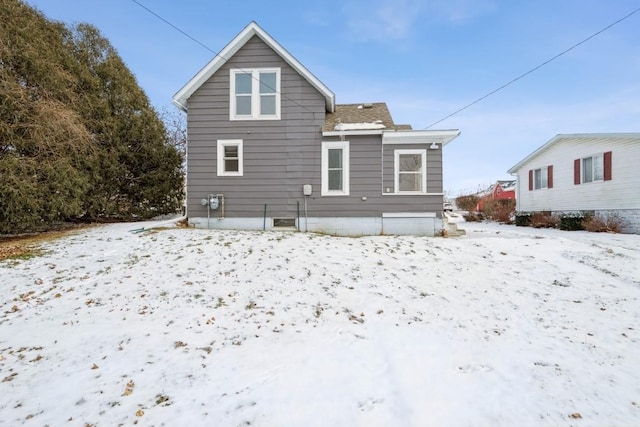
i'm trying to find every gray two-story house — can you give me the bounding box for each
[173,22,460,236]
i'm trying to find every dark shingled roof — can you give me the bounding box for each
[323,102,412,132]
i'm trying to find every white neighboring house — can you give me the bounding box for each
[507,133,640,234]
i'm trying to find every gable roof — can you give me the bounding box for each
[323,103,406,132]
[507,133,640,174]
[172,21,335,113]
[497,180,516,187]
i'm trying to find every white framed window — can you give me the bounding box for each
[217,139,243,176]
[321,141,349,196]
[582,154,603,183]
[534,166,548,189]
[230,68,280,120]
[394,149,426,193]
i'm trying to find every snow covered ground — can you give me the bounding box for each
[1,219,639,426]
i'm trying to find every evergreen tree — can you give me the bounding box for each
[66,23,183,219]
[0,0,184,234]
[0,0,94,232]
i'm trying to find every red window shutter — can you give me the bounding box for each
[528,170,533,191]
[574,159,581,185]
[547,165,553,188]
[604,151,612,181]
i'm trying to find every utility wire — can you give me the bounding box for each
[425,7,640,129]
[133,0,638,127]
[131,0,318,116]
[131,0,216,55]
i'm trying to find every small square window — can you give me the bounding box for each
[217,140,243,176]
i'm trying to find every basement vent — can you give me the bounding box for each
[273,218,296,228]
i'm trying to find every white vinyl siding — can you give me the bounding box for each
[394,149,426,194]
[217,139,243,176]
[514,137,639,213]
[230,68,280,120]
[321,141,349,196]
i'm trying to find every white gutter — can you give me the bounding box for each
[322,129,384,137]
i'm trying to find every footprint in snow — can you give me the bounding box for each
[458,364,494,373]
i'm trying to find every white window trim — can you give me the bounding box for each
[229,68,281,121]
[217,139,243,176]
[582,153,603,183]
[534,166,548,190]
[321,141,350,196]
[394,149,427,194]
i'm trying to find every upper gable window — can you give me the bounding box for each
[230,68,280,120]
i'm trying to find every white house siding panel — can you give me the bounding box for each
[516,138,640,212]
[512,136,640,233]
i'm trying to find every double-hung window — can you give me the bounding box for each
[217,139,243,176]
[574,152,611,184]
[230,68,280,120]
[321,141,349,196]
[582,154,603,183]
[534,166,548,189]
[394,149,426,193]
[529,165,553,190]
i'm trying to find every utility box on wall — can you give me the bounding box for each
[201,195,219,210]
[303,184,312,196]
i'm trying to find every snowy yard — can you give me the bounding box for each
[1,220,639,426]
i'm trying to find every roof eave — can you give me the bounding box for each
[507,132,640,174]
[172,98,187,113]
[382,129,461,146]
[172,21,335,113]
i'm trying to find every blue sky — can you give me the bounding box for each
[26,0,640,196]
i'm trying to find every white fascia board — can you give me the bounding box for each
[172,21,335,113]
[382,129,460,146]
[322,130,384,137]
[507,134,561,174]
[507,132,640,174]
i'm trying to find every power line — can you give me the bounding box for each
[424,7,640,129]
[131,0,216,55]
[130,0,317,116]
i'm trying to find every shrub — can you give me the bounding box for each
[583,212,625,233]
[530,212,559,228]
[482,199,516,223]
[514,212,532,227]
[455,194,480,213]
[559,212,586,231]
[463,212,484,222]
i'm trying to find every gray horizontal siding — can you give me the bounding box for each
[382,144,443,194]
[186,35,444,221]
[186,35,325,219]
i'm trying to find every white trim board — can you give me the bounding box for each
[382,212,437,218]
[173,21,335,112]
